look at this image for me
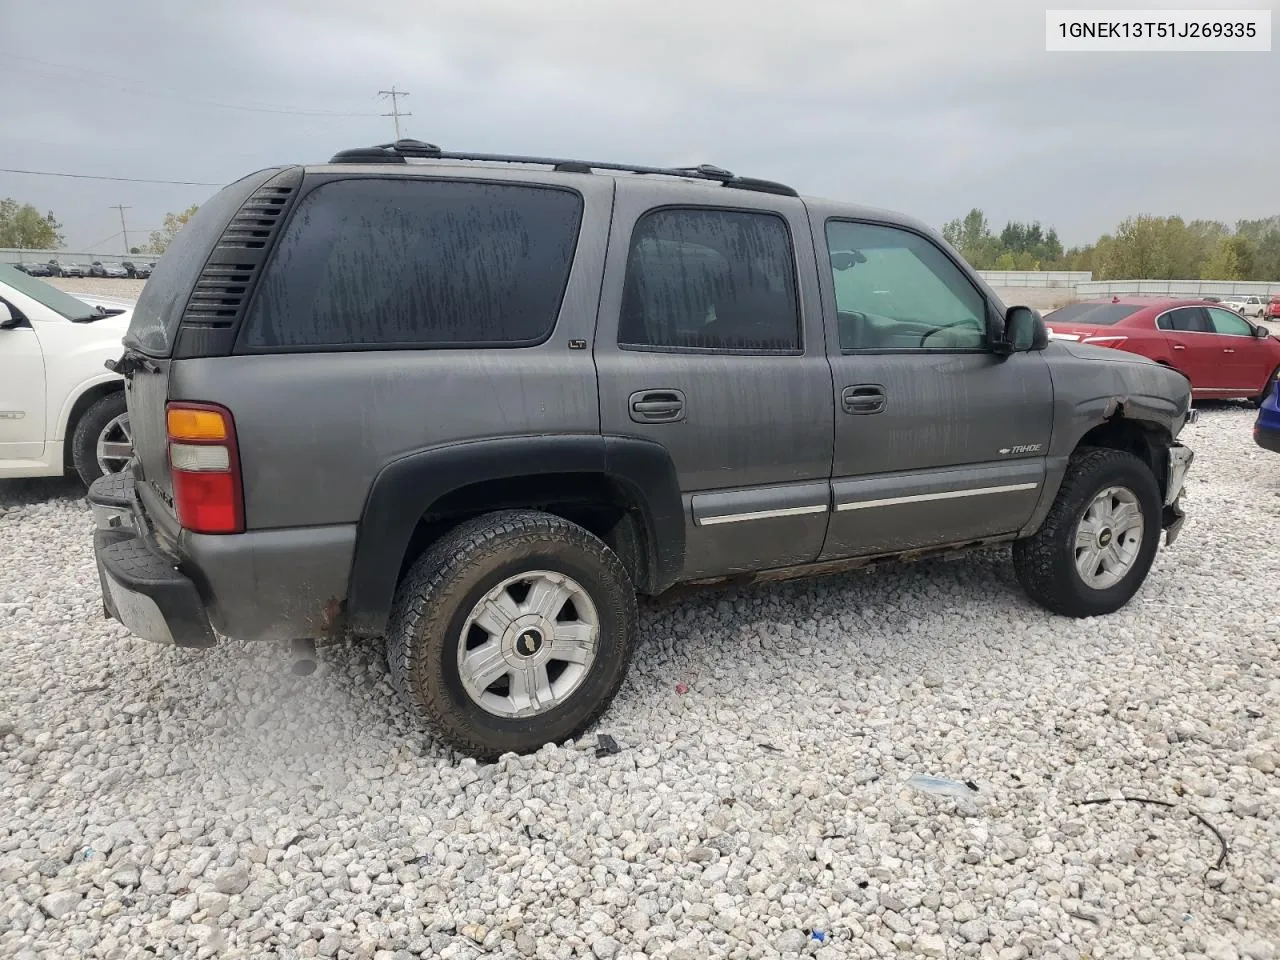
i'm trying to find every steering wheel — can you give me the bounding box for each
[919,320,979,348]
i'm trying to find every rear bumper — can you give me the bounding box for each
[88,472,356,645]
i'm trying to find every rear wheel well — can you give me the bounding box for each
[397,473,655,594]
[1076,417,1170,500]
[62,383,123,471]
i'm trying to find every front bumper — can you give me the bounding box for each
[1162,410,1197,547]
[89,472,216,648]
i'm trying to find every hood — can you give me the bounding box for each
[71,293,134,338]
[1056,340,1160,366]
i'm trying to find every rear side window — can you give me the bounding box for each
[1158,307,1211,332]
[618,208,800,352]
[1046,302,1144,326]
[240,179,583,350]
[126,170,276,355]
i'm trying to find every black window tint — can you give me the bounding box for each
[1047,302,1143,326]
[1167,307,1210,332]
[241,179,582,349]
[619,208,800,352]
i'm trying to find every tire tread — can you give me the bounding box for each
[386,509,637,759]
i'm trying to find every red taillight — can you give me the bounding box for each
[165,401,243,534]
[1082,335,1129,349]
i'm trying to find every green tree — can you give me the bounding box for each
[148,204,200,255]
[1201,237,1243,280]
[0,199,64,248]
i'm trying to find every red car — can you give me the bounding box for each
[1045,297,1280,404]
[1265,295,1280,321]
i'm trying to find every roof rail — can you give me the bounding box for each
[327,140,799,197]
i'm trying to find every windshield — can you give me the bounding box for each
[1046,302,1143,326]
[0,263,108,321]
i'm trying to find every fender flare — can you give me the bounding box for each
[345,434,685,636]
[56,373,124,442]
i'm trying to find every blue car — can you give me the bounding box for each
[1256,385,1280,453]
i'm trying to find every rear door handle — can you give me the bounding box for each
[842,384,887,415]
[629,389,685,423]
[1172,344,1186,350]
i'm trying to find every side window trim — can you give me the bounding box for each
[616,204,804,356]
[824,217,992,355]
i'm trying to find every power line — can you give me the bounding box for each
[0,168,221,186]
[378,86,412,139]
[2,53,381,118]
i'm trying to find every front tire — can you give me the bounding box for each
[1013,448,1162,618]
[71,393,131,486]
[386,510,638,759]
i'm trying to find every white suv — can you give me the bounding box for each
[1222,294,1265,318]
[0,264,133,485]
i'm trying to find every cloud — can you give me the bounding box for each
[0,0,1275,250]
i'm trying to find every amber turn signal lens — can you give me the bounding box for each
[167,407,227,441]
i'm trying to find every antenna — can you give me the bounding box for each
[377,86,411,139]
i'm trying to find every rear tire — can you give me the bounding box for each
[71,392,130,486]
[385,510,638,759]
[1013,448,1162,618]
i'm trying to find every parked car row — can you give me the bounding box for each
[10,259,155,279]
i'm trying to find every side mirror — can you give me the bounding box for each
[829,250,867,271]
[997,305,1048,355]
[1254,324,1270,339]
[0,300,26,330]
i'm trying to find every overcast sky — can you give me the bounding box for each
[1,0,1276,253]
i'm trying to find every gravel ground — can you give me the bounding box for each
[1,406,1277,960]
[46,277,147,301]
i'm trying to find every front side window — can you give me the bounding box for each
[241,178,583,349]
[1207,307,1254,336]
[825,221,987,351]
[618,208,800,352]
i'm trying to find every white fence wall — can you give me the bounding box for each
[1075,280,1280,298]
[977,270,1092,287]
[0,248,143,268]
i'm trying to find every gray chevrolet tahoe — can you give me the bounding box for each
[89,140,1196,758]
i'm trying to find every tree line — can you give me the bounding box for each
[0,199,199,255]
[943,208,1280,281]
[6,192,1280,280]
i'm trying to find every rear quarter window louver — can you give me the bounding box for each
[172,169,303,358]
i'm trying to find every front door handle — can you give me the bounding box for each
[842,384,887,415]
[1223,348,1235,354]
[629,389,685,423]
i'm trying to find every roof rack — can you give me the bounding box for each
[327,140,799,197]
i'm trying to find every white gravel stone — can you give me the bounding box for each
[2,408,1279,959]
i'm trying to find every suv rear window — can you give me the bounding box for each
[1046,302,1143,326]
[239,178,582,350]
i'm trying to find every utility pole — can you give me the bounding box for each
[111,204,132,255]
[377,86,411,139]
